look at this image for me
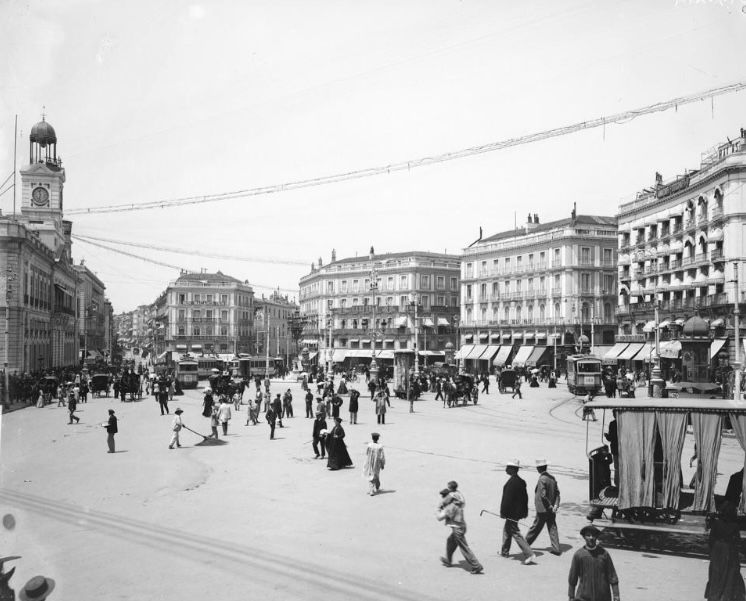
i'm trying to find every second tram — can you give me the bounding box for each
[176,355,199,388]
[566,354,603,396]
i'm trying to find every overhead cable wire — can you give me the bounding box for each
[74,234,308,266]
[0,184,14,198]
[72,235,299,295]
[66,79,746,216]
[0,171,14,191]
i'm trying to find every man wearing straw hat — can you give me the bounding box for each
[169,408,184,449]
[525,458,561,555]
[18,574,55,600]
[500,459,537,565]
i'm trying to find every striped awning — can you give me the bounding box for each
[455,344,475,360]
[710,338,727,360]
[511,346,535,366]
[493,346,512,367]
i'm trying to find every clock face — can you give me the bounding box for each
[31,186,49,207]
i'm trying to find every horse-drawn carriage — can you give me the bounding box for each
[209,373,235,397]
[451,374,478,406]
[38,376,59,400]
[91,373,110,397]
[120,371,141,401]
[497,368,519,393]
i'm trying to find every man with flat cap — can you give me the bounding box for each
[568,524,620,601]
[436,487,483,574]
[103,409,118,454]
[526,458,561,555]
[500,459,537,565]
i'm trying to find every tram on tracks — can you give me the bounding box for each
[566,354,603,396]
[585,396,746,536]
[175,354,199,388]
[196,355,224,379]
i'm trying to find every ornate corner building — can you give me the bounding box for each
[614,128,746,371]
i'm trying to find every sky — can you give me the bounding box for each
[1,0,745,313]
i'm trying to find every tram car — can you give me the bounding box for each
[585,396,746,540]
[566,355,603,396]
[196,356,225,379]
[176,355,199,389]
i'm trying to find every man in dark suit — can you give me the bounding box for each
[725,468,744,506]
[312,413,328,459]
[500,459,536,564]
[104,409,117,453]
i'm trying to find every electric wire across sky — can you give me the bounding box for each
[65,80,746,216]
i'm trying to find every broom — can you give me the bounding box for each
[182,424,226,446]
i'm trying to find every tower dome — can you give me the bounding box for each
[30,117,57,147]
[682,315,709,337]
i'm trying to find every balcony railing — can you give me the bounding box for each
[711,248,724,261]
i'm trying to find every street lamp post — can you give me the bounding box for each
[368,248,379,381]
[326,308,334,378]
[4,267,17,410]
[411,294,420,377]
[734,261,742,401]
[452,315,461,374]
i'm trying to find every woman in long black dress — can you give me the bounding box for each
[327,417,353,470]
[706,501,745,601]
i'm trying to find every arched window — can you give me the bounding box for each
[714,188,723,211]
[554,302,560,318]
[516,305,522,321]
[539,304,546,319]
[504,306,510,321]
[352,319,358,329]
[527,305,534,320]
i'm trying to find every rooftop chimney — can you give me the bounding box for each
[524,212,538,233]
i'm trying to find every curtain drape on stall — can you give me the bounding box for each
[617,411,657,509]
[690,413,723,512]
[728,413,746,514]
[656,412,688,509]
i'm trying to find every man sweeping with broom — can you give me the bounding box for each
[169,408,184,449]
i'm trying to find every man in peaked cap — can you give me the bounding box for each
[499,459,537,565]
[526,459,562,555]
[568,525,620,601]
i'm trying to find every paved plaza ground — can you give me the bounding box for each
[1,377,743,600]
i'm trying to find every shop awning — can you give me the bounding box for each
[361,339,371,344]
[658,320,671,329]
[675,318,685,326]
[493,346,512,367]
[478,333,489,341]
[710,338,728,360]
[602,343,629,361]
[525,346,550,366]
[422,318,435,327]
[307,351,318,361]
[511,345,535,366]
[383,339,394,343]
[455,344,474,360]
[157,351,168,360]
[710,318,725,328]
[437,317,450,327]
[376,350,394,360]
[349,338,359,343]
[478,345,501,362]
[464,334,474,342]
[631,342,656,363]
[617,342,644,361]
[591,345,614,359]
[490,334,501,342]
[524,332,535,340]
[419,350,445,357]
[301,339,318,345]
[536,332,547,340]
[659,340,682,359]
[502,333,512,340]
[465,345,489,360]
[642,320,657,333]
[513,332,523,340]
[176,344,188,351]
[332,350,347,362]
[396,316,408,327]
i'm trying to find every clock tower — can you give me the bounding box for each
[19,114,71,256]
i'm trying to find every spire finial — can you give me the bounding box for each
[41,106,46,120]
